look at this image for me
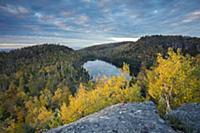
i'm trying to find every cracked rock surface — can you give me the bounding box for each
[48,102,176,133]
[48,102,175,133]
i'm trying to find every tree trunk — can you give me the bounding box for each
[165,94,171,113]
[163,83,172,114]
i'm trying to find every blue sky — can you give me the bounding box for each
[0,0,200,49]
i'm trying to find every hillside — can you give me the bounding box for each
[79,35,200,75]
[0,44,73,75]
[0,36,200,132]
[0,44,89,93]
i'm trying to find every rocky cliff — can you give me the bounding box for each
[48,102,176,133]
[166,103,200,133]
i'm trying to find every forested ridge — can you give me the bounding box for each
[79,35,200,75]
[0,44,89,93]
[0,35,200,132]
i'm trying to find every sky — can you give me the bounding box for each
[0,0,200,49]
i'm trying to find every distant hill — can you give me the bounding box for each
[0,44,75,76]
[1,35,200,93]
[1,35,200,92]
[79,35,200,75]
[0,44,89,93]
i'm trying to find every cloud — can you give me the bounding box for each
[34,12,69,31]
[82,0,92,3]
[0,4,29,15]
[0,0,200,48]
[76,15,90,25]
[182,10,200,23]
[97,0,112,7]
[34,12,90,31]
[171,10,200,26]
[110,37,139,42]
[0,34,117,49]
[0,43,35,49]
[53,21,68,30]
[34,12,42,18]
[62,11,73,17]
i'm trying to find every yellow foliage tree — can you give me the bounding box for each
[147,48,200,114]
[121,62,130,74]
[37,106,53,125]
[60,102,68,123]
[52,87,71,108]
[60,63,143,124]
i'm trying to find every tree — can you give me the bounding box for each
[37,106,53,126]
[60,63,143,124]
[52,87,71,108]
[147,48,200,114]
[60,102,68,123]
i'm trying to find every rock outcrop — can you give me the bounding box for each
[166,103,200,133]
[48,102,176,133]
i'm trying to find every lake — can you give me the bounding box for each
[83,60,131,80]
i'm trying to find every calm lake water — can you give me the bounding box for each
[83,60,130,80]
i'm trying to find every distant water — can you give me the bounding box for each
[83,60,131,80]
[0,48,14,52]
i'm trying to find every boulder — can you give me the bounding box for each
[166,103,200,133]
[48,102,176,133]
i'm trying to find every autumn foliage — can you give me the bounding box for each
[0,63,143,132]
[147,48,200,114]
[0,48,200,132]
[60,68,143,124]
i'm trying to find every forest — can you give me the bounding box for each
[79,35,200,75]
[0,35,200,132]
